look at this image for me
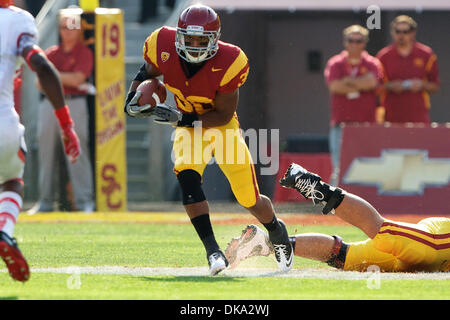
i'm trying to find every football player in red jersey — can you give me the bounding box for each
[0,0,80,282]
[125,4,293,276]
[226,163,450,273]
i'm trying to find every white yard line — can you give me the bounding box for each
[15,266,450,280]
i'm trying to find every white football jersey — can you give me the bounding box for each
[0,112,25,183]
[0,6,37,115]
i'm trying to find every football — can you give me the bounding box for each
[136,79,167,107]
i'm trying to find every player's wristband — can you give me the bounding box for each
[133,64,150,82]
[24,47,45,72]
[126,91,136,105]
[177,113,199,127]
[124,91,136,113]
[54,105,73,127]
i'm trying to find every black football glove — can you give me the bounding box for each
[177,113,199,127]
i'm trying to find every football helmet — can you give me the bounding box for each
[0,0,13,8]
[175,4,221,64]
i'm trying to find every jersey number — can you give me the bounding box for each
[165,83,213,114]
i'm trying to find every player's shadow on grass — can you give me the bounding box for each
[138,276,243,283]
[0,296,18,300]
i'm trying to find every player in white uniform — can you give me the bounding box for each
[0,0,81,282]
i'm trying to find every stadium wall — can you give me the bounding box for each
[213,9,450,198]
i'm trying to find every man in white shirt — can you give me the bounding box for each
[0,0,80,282]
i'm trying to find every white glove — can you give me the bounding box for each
[125,91,153,118]
[153,104,182,125]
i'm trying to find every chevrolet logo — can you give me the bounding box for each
[342,149,450,195]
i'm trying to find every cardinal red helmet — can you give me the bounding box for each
[175,4,221,64]
[0,0,13,8]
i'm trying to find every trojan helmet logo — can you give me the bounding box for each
[342,149,450,195]
[161,52,170,62]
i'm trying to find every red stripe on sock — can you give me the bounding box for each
[0,212,17,224]
[0,197,21,211]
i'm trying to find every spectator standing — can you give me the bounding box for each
[28,12,95,214]
[324,25,383,185]
[376,15,440,123]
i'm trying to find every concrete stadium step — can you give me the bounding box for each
[113,0,181,202]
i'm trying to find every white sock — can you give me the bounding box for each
[0,192,23,238]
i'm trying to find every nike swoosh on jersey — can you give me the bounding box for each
[211,67,222,72]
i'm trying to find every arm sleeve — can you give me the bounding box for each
[143,27,162,71]
[218,49,249,93]
[425,53,440,85]
[369,58,384,84]
[15,11,38,56]
[324,59,342,85]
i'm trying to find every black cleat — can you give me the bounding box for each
[280,163,325,204]
[269,220,293,272]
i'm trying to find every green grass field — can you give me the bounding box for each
[0,214,449,301]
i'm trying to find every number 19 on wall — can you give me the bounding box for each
[101,22,120,58]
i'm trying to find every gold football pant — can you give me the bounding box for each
[344,217,450,272]
[172,116,260,208]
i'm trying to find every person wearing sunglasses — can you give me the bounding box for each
[376,15,440,123]
[324,25,383,185]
